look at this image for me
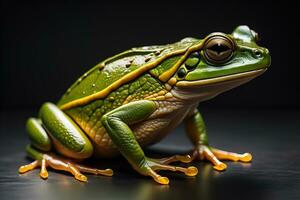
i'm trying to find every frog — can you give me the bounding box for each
[19,25,271,185]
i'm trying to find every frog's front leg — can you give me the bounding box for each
[101,100,198,185]
[185,109,252,171]
[19,103,113,181]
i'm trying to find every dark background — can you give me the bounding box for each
[0,0,299,110]
[1,1,299,200]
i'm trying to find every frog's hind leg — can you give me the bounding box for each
[19,145,113,182]
[19,103,113,182]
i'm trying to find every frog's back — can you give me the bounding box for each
[57,38,198,108]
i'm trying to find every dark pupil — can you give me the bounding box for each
[208,44,230,55]
[177,68,186,78]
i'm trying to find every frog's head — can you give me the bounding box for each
[170,25,271,100]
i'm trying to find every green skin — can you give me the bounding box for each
[22,25,271,184]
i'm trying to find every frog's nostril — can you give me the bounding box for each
[253,49,263,58]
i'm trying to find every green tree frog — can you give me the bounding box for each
[19,25,271,184]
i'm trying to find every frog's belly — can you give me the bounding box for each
[81,105,193,158]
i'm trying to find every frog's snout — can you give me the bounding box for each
[252,47,267,58]
[252,47,271,68]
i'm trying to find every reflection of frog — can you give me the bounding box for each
[19,25,270,184]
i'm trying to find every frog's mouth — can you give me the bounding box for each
[172,68,267,101]
[176,68,266,87]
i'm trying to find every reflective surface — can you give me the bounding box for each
[0,109,299,200]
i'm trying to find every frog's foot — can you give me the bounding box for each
[19,154,113,182]
[149,154,193,165]
[192,145,252,171]
[138,157,198,185]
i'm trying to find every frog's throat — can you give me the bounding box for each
[59,42,205,111]
[171,68,266,101]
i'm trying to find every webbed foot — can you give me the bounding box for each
[19,154,113,182]
[192,145,252,171]
[137,155,198,185]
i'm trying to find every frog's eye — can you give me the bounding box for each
[203,35,235,64]
[185,52,200,70]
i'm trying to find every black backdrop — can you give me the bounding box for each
[1,0,299,110]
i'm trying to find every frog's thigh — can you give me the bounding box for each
[26,118,52,151]
[39,102,93,159]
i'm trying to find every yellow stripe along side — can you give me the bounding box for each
[59,41,205,111]
[158,41,204,82]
